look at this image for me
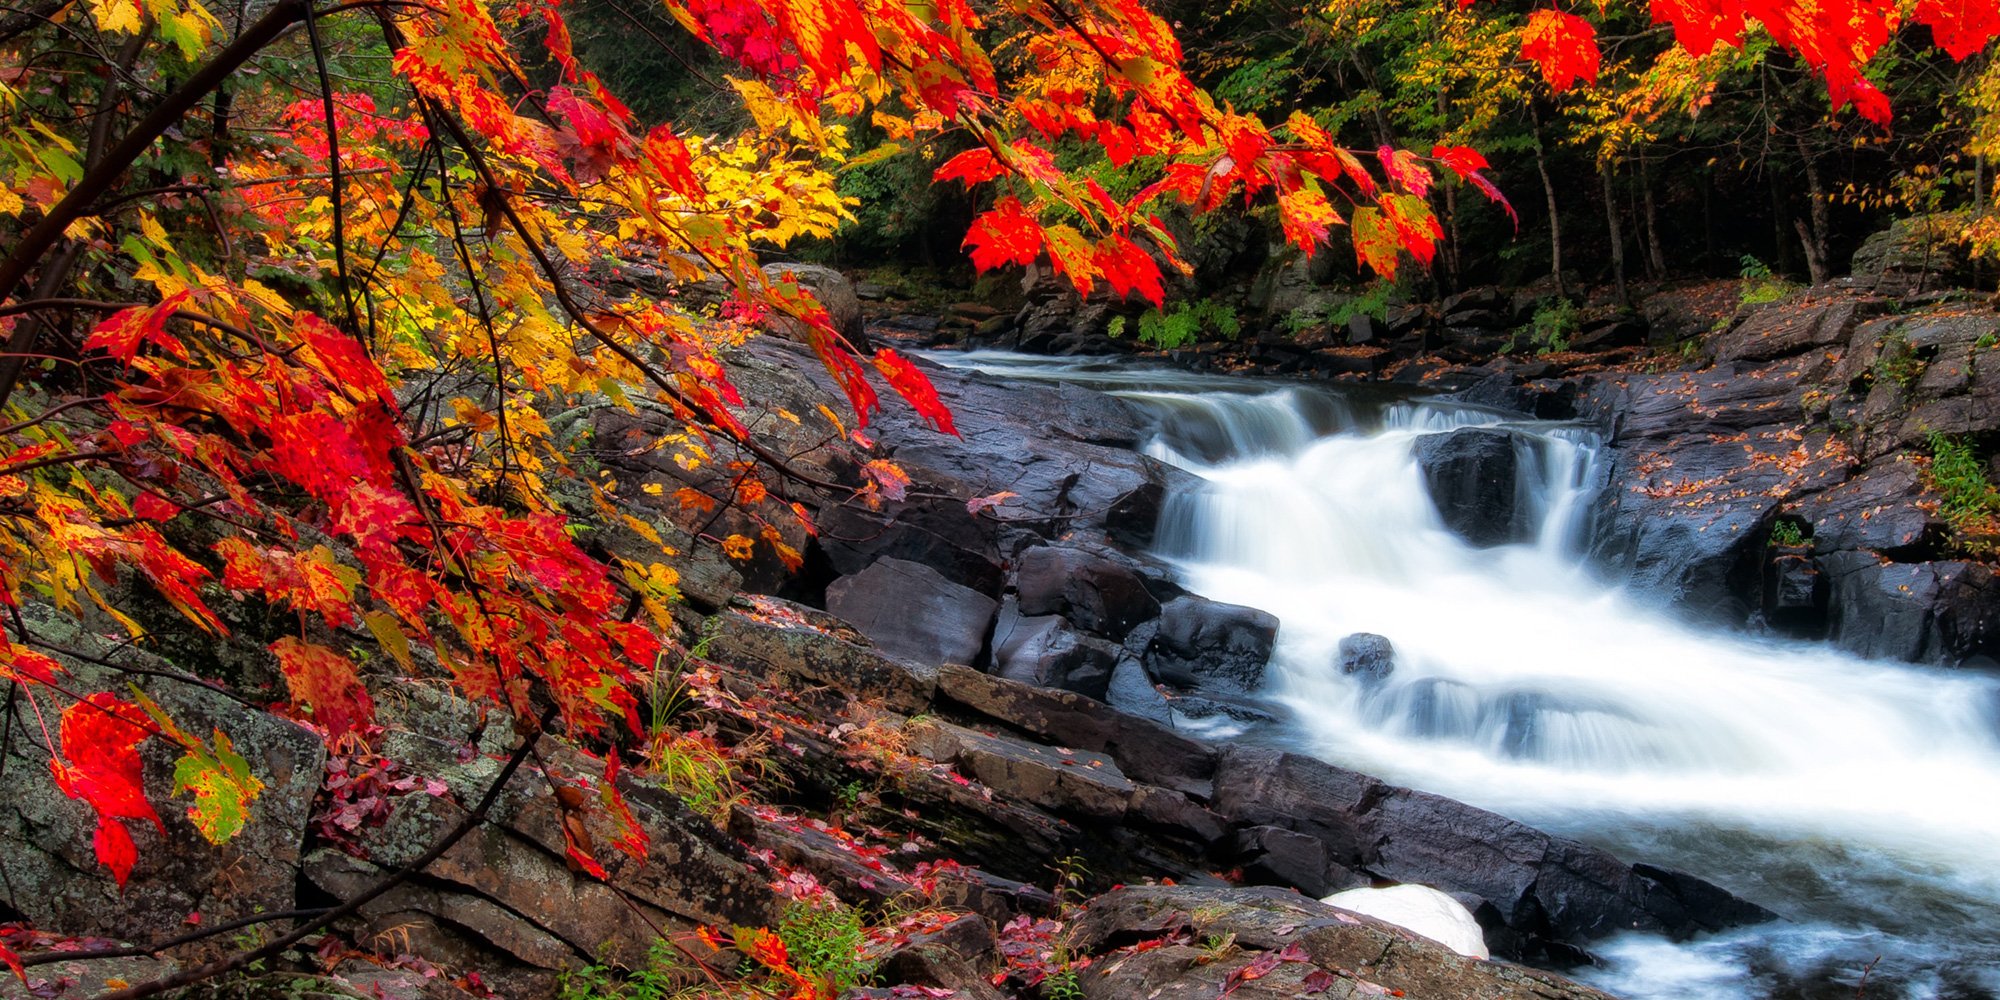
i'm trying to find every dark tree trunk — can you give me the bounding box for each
[1602,158,1629,306]
[1793,134,1830,284]
[1532,114,1565,297]
[1641,155,1668,279]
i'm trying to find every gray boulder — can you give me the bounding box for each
[1146,595,1280,695]
[825,557,999,667]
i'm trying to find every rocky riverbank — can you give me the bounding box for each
[4,319,1785,999]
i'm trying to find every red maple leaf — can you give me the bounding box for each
[270,637,375,738]
[1916,0,2000,60]
[51,693,162,888]
[1521,9,1601,92]
[871,348,957,436]
[81,291,192,364]
[962,197,1043,271]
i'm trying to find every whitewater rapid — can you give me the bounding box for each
[933,352,2000,999]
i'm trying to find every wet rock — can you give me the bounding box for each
[1066,885,1616,1000]
[825,557,999,667]
[1792,457,1941,556]
[935,663,1216,796]
[1822,553,2000,664]
[1762,547,1827,636]
[1107,480,1171,549]
[1013,544,1161,640]
[1338,633,1397,682]
[1106,658,1175,726]
[1207,746,1774,952]
[1412,427,1525,547]
[1228,825,1360,896]
[815,502,1005,597]
[1146,595,1280,696]
[989,600,1120,699]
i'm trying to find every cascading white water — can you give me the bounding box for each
[931,352,2000,999]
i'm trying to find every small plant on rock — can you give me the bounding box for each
[1528,298,1581,354]
[1925,431,2000,554]
[1738,255,1796,306]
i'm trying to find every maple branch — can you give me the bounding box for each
[0,298,255,342]
[18,908,334,969]
[304,0,362,340]
[93,706,555,1000]
[0,0,310,407]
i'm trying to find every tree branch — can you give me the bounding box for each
[0,0,310,407]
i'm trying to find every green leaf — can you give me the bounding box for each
[171,731,264,845]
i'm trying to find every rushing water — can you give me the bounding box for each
[930,351,2000,1000]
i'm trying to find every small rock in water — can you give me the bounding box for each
[1322,883,1491,959]
[1338,632,1396,681]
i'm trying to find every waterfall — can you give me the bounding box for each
[930,351,2000,999]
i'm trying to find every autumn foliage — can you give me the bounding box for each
[0,0,1992,988]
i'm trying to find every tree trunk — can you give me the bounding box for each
[1602,158,1628,306]
[1641,155,1667,279]
[1532,114,1566,297]
[1793,134,1830,284]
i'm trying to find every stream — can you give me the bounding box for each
[930,350,2000,1000]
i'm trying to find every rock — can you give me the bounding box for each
[815,502,1006,596]
[764,262,865,345]
[1146,595,1280,696]
[1107,480,1170,548]
[1065,886,1616,1000]
[1412,428,1525,547]
[1347,313,1387,344]
[709,594,938,713]
[308,705,778,975]
[1850,214,1974,294]
[935,663,1217,796]
[1638,280,1740,344]
[0,641,325,938]
[989,600,1120,699]
[1229,825,1358,896]
[1107,658,1175,726]
[1013,544,1161,640]
[1323,884,1490,959]
[1822,553,2000,664]
[1793,457,1941,556]
[1207,746,1774,952]
[875,913,1007,1000]
[1705,294,1884,364]
[1762,547,1827,636]
[907,720,1136,821]
[1170,692,1285,728]
[826,557,999,667]
[1337,633,1396,682]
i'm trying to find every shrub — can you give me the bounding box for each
[1109,299,1241,350]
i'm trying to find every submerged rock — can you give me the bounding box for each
[1338,633,1397,682]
